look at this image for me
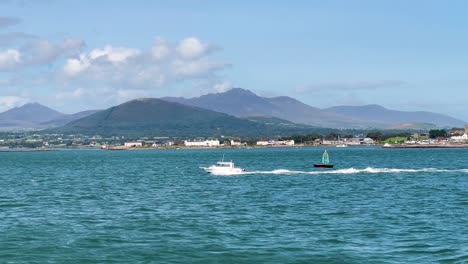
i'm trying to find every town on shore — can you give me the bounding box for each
[1,126,467,151]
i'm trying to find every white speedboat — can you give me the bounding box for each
[202,161,245,175]
[336,144,348,148]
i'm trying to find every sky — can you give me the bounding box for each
[1,0,468,120]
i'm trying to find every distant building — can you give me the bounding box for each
[347,137,375,145]
[451,126,468,141]
[278,140,295,146]
[256,140,294,146]
[124,142,143,148]
[256,140,270,146]
[230,140,242,146]
[184,139,220,147]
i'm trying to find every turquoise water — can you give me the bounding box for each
[1,147,467,263]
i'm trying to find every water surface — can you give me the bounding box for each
[1,147,467,263]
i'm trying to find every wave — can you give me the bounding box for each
[236,167,468,176]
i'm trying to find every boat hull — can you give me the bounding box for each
[313,164,334,168]
[201,166,245,175]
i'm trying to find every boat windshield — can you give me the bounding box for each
[216,162,233,167]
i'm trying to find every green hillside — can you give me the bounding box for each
[52,98,325,138]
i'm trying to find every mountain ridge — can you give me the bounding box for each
[0,103,64,129]
[53,98,324,137]
[162,88,368,128]
[324,104,465,128]
[0,103,100,129]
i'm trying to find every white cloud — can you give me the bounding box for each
[0,49,21,71]
[60,37,229,93]
[1,34,231,111]
[151,38,170,60]
[172,59,227,77]
[89,45,140,63]
[63,54,90,76]
[23,38,85,65]
[0,38,85,72]
[213,81,232,92]
[177,37,211,59]
[0,95,29,111]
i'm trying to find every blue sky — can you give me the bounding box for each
[0,0,467,121]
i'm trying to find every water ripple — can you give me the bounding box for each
[0,147,467,263]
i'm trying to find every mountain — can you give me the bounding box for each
[53,98,324,137]
[162,88,365,128]
[162,88,278,117]
[0,103,64,129]
[324,104,466,128]
[41,110,102,127]
[163,88,466,128]
[385,122,439,130]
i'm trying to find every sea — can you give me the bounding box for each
[1,147,467,263]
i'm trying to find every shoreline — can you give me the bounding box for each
[4,144,468,151]
[382,144,468,149]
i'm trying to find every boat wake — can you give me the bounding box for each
[218,167,468,176]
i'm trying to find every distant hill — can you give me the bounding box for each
[385,122,439,130]
[324,104,466,128]
[162,88,366,128]
[53,98,325,137]
[0,103,64,129]
[241,115,302,126]
[41,110,102,127]
[162,88,466,128]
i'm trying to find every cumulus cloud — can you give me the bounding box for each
[151,38,170,60]
[0,38,85,71]
[213,81,232,92]
[89,45,140,62]
[0,16,21,28]
[176,37,212,59]
[172,59,228,77]
[21,37,85,65]
[0,95,29,111]
[1,34,231,110]
[60,37,229,92]
[296,80,404,93]
[0,49,21,71]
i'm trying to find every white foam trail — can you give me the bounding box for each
[233,167,468,176]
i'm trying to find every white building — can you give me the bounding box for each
[451,133,468,141]
[230,140,242,146]
[347,137,375,145]
[256,140,294,146]
[184,139,220,147]
[256,140,270,146]
[277,140,295,146]
[124,142,143,148]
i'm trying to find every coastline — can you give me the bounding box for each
[382,144,468,149]
[4,143,468,152]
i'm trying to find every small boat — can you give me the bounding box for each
[314,150,334,168]
[201,155,245,174]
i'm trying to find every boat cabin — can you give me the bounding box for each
[216,161,234,168]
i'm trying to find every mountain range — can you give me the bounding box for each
[0,88,465,135]
[0,103,100,129]
[54,98,323,137]
[323,104,464,127]
[162,88,364,128]
[163,88,466,128]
